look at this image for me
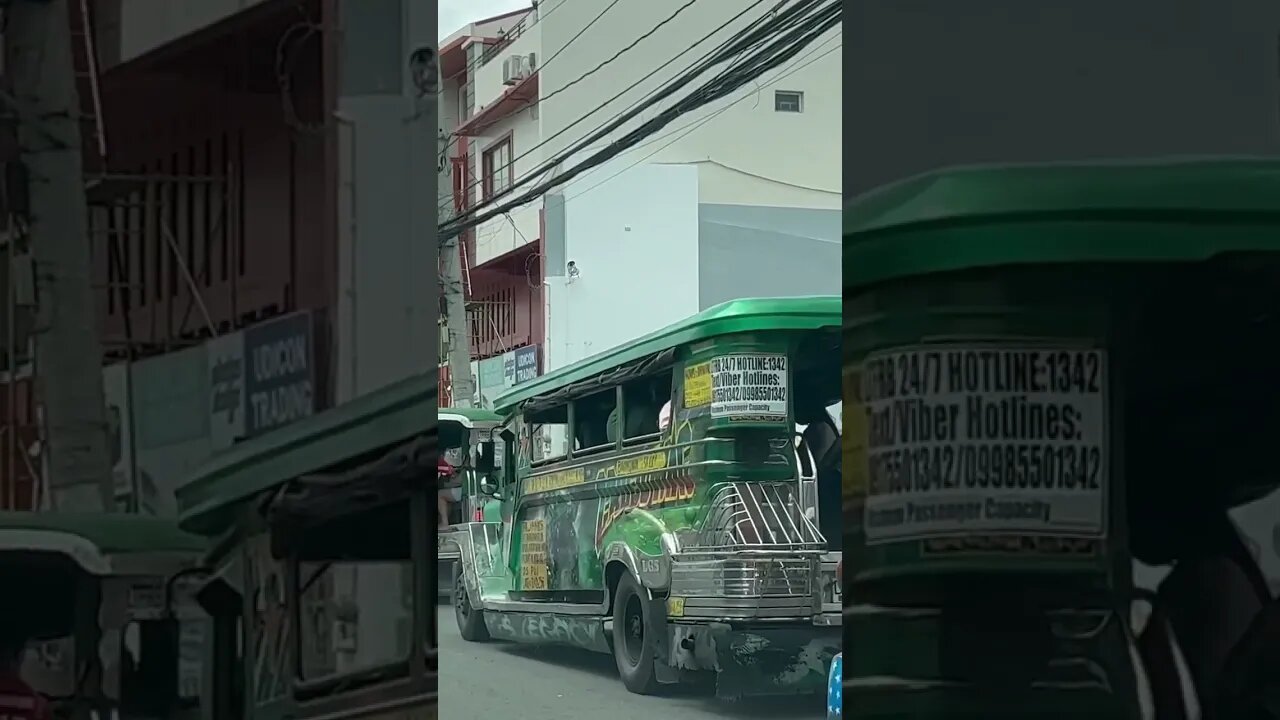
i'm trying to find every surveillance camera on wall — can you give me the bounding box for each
[566,260,580,278]
[408,47,438,97]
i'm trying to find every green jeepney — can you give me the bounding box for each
[449,297,843,699]
[438,407,502,595]
[844,159,1280,719]
[0,512,205,719]
[177,372,436,720]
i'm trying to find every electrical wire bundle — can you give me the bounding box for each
[438,0,841,242]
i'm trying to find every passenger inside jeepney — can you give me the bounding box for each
[797,398,841,550]
[606,377,670,444]
[0,627,50,720]
[576,390,616,454]
[438,455,457,527]
[1124,273,1280,719]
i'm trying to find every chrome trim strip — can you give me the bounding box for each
[479,599,608,615]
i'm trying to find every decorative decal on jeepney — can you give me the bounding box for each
[526,466,586,493]
[592,450,668,482]
[596,475,697,545]
[247,535,291,702]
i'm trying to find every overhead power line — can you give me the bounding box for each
[440,0,838,239]
[445,0,826,222]
[565,35,842,204]
[437,0,623,169]
[440,0,778,215]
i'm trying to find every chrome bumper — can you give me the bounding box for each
[667,551,839,623]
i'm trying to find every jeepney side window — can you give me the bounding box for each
[296,559,413,683]
[621,372,673,446]
[528,405,568,465]
[576,389,617,455]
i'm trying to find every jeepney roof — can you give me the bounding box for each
[845,157,1280,290]
[494,296,840,414]
[0,511,205,574]
[440,407,503,426]
[176,370,435,537]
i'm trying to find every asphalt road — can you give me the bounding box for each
[437,603,826,719]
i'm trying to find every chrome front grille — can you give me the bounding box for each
[670,557,814,598]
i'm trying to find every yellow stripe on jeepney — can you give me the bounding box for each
[525,467,587,493]
[614,452,667,475]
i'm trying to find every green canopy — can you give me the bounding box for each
[0,511,205,555]
[494,296,840,414]
[846,158,1280,289]
[177,371,435,536]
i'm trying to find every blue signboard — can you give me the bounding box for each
[513,345,540,385]
[243,312,314,436]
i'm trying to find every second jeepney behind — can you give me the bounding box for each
[448,296,842,698]
[438,407,502,596]
[177,372,436,720]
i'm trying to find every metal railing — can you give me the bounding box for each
[686,481,826,552]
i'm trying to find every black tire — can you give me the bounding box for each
[454,563,489,641]
[612,571,660,695]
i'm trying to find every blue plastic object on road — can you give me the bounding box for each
[827,652,842,718]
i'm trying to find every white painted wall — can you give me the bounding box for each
[334,1,436,403]
[438,79,460,222]
[536,0,841,210]
[116,0,270,62]
[545,163,699,371]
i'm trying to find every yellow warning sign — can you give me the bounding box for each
[614,452,668,476]
[844,366,868,504]
[525,467,586,494]
[684,362,711,408]
[520,519,549,590]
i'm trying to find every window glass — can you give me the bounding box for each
[297,562,413,680]
[526,407,568,464]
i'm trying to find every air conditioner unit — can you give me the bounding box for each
[502,53,537,86]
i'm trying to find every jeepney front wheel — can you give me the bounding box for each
[612,571,660,695]
[454,563,489,641]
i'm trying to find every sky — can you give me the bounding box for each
[439,0,532,41]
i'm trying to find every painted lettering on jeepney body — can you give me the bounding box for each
[596,475,696,545]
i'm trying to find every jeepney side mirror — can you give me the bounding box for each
[477,440,505,498]
[119,618,181,715]
[476,440,496,474]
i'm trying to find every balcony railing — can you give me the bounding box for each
[480,14,530,66]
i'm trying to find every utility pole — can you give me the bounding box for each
[440,232,475,409]
[4,0,114,511]
[420,38,476,410]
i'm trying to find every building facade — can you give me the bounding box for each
[0,0,435,508]
[438,0,842,403]
[0,0,436,703]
